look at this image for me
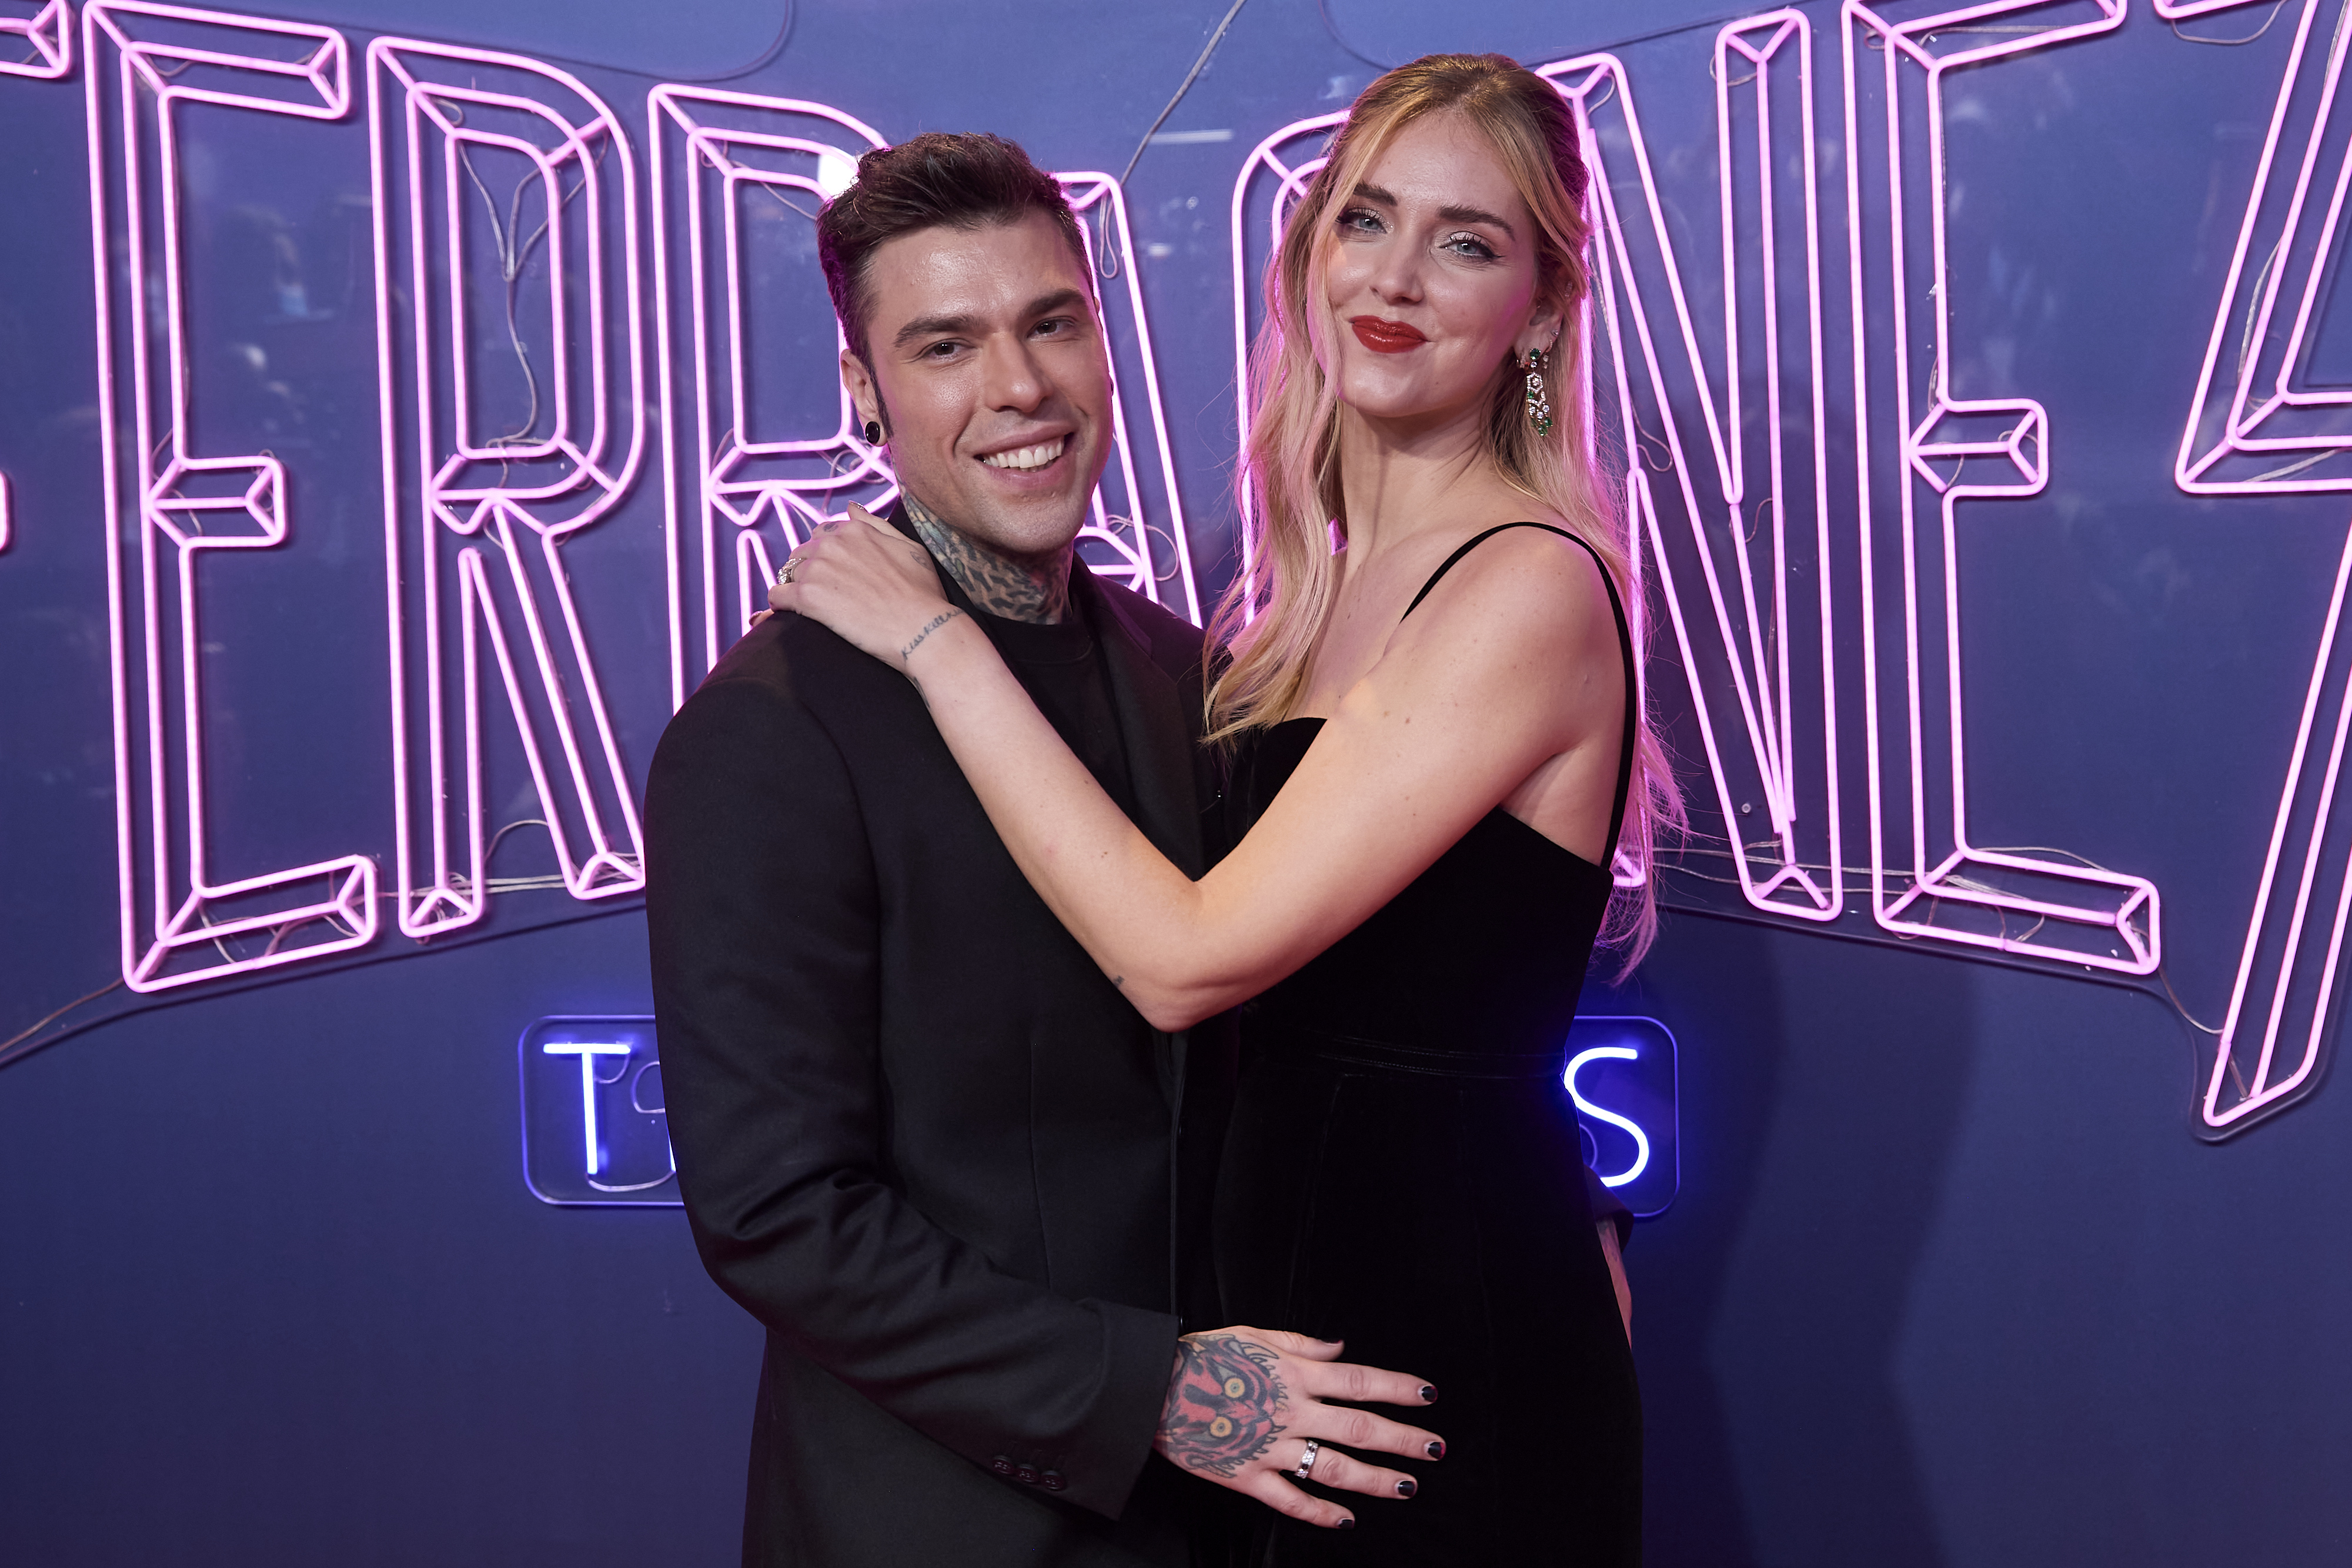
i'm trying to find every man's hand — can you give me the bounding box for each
[1153,1327,1442,1530]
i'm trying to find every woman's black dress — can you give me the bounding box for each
[1212,524,1643,1566]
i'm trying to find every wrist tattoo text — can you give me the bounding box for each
[900,609,964,664]
[1156,1333,1287,1479]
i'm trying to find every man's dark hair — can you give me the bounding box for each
[816,131,1091,368]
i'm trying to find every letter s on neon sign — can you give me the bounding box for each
[1565,1045,1651,1188]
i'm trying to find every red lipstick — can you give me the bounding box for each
[1349,316,1427,354]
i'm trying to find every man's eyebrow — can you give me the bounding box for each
[1024,287,1088,320]
[893,310,980,349]
[890,289,1091,350]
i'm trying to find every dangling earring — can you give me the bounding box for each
[1522,347,1554,436]
[863,419,883,445]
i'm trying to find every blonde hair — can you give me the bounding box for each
[1205,52,1679,968]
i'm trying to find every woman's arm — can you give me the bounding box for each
[776,509,1621,1031]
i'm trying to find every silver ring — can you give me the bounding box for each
[776,556,802,586]
[1292,1439,1319,1481]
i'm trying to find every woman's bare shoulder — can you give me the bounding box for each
[1327,514,1619,773]
[1399,513,1616,643]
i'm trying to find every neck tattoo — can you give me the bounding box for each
[899,489,1072,625]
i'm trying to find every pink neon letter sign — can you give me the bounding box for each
[2170,0,2352,1130]
[1843,0,2158,974]
[647,85,896,703]
[1227,110,1345,616]
[84,1,375,992]
[1057,170,1201,625]
[369,38,649,938]
[1538,19,1845,915]
[1,0,73,79]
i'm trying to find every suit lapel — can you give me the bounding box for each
[1075,566,1205,881]
[1072,565,1210,1176]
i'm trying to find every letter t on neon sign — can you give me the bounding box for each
[540,1042,632,1174]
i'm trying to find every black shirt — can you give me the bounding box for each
[974,599,1138,823]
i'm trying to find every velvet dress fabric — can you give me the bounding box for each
[1211,525,1645,1566]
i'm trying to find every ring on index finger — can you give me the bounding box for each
[1292,1439,1321,1481]
[776,555,804,586]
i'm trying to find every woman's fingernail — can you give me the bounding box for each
[1335,1517,1356,1530]
[1418,1384,1438,1403]
[1395,1478,1417,1498]
[1425,1440,1446,1460]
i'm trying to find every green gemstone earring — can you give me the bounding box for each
[1522,346,1555,436]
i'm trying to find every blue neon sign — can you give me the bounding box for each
[1563,1015,1679,1218]
[519,1017,680,1206]
[516,1012,1678,1216]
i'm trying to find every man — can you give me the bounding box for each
[646,133,1436,1566]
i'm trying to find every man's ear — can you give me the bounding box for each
[839,349,886,437]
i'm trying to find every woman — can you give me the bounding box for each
[774,54,1671,1564]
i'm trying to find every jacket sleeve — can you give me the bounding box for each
[646,672,1178,1519]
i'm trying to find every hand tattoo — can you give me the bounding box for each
[1157,1333,1287,1479]
[901,489,1072,624]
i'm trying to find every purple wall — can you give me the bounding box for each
[3,2,2346,1562]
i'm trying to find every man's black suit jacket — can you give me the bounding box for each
[646,552,1231,1567]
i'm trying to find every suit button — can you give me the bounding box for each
[1040,1470,1067,1492]
[1015,1465,1040,1486]
[991,1456,1015,1477]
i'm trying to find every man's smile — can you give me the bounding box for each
[976,434,1070,473]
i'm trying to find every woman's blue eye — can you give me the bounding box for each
[1338,207,1383,233]
[1446,233,1497,260]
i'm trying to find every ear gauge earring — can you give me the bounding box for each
[1522,347,1555,437]
[863,420,883,445]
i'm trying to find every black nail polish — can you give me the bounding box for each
[1395,1478,1417,1498]
[1336,1517,1355,1530]
[1425,1440,1446,1460]
[1418,1383,1438,1404]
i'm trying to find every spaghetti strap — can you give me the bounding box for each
[1399,521,1639,861]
